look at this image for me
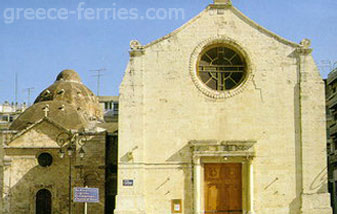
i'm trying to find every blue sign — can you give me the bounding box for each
[123,179,134,186]
[74,187,99,203]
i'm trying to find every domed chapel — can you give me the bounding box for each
[0,70,118,214]
[0,0,332,214]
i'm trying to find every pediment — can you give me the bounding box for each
[6,119,65,148]
[143,5,300,50]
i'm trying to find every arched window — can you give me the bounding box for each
[36,189,52,214]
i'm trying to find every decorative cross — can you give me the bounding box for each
[43,104,50,117]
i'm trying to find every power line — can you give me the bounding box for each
[89,68,106,96]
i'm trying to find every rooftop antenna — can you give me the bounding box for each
[90,68,106,96]
[318,60,337,73]
[15,72,18,104]
[23,87,34,106]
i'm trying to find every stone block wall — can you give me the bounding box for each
[0,125,106,214]
[117,4,331,214]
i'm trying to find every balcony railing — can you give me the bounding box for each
[328,95,337,109]
[328,69,337,85]
[330,124,337,136]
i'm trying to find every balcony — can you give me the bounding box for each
[328,69,337,85]
[327,95,337,109]
[330,124,337,136]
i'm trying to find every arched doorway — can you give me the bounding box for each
[36,189,52,214]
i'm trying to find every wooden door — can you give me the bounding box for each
[204,163,242,214]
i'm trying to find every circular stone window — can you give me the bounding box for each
[38,153,53,167]
[197,44,247,91]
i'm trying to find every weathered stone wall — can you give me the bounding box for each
[1,123,106,214]
[117,4,331,214]
[298,53,331,214]
[0,131,16,214]
[73,132,106,214]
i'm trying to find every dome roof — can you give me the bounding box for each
[10,70,103,131]
[56,69,82,83]
[10,101,89,131]
[35,70,102,119]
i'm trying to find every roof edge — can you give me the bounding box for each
[143,7,208,49]
[9,117,70,143]
[230,6,301,48]
[143,5,302,50]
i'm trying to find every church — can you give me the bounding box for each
[0,0,332,214]
[115,0,331,214]
[0,70,118,214]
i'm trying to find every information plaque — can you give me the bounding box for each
[74,187,99,203]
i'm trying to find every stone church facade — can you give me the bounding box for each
[0,1,332,214]
[0,70,116,214]
[116,1,331,214]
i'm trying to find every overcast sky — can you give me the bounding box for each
[0,0,336,104]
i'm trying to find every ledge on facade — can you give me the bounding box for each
[3,156,12,166]
[295,47,313,56]
[189,140,256,157]
[0,130,19,134]
[4,146,61,149]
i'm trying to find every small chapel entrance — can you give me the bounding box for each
[36,189,52,214]
[204,163,242,214]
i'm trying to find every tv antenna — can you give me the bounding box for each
[23,87,34,106]
[15,72,18,104]
[318,60,337,73]
[90,68,106,96]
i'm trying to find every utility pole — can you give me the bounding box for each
[90,68,106,96]
[23,87,34,106]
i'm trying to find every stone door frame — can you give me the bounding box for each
[189,140,256,214]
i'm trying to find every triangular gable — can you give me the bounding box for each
[143,5,301,49]
[6,117,69,148]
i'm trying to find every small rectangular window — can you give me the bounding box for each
[113,103,119,112]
